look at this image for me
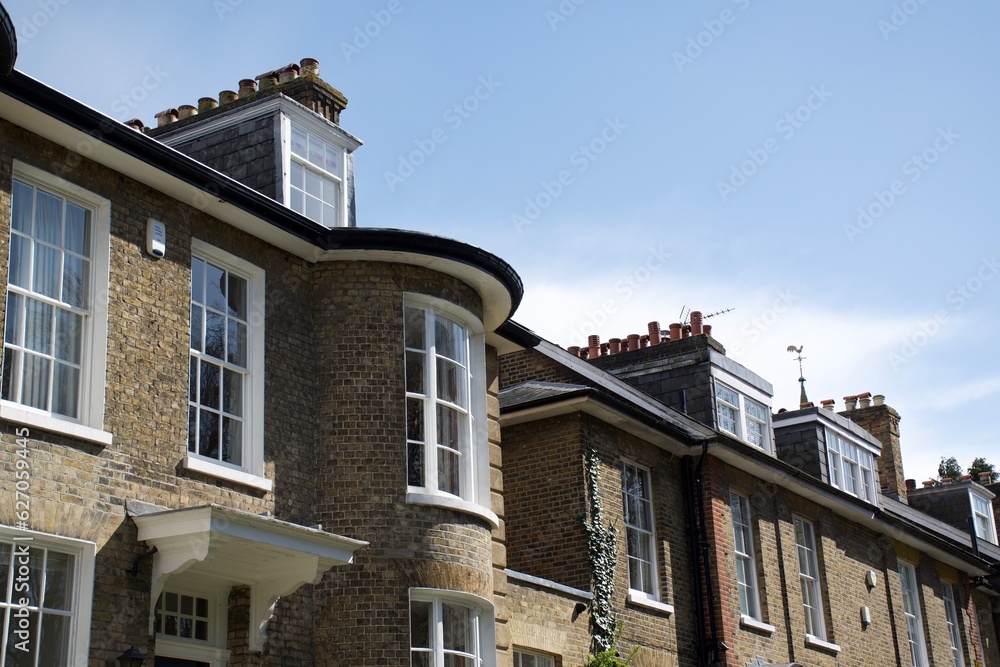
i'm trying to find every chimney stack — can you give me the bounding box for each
[840,394,907,503]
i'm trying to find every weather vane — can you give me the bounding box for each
[787,345,808,408]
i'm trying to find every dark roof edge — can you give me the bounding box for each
[0,70,522,318]
[0,2,15,77]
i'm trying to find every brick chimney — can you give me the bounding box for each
[840,394,907,502]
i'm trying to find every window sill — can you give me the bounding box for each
[183,455,273,492]
[0,403,113,446]
[805,634,841,654]
[740,616,775,635]
[406,491,499,529]
[626,591,673,615]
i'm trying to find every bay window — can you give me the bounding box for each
[410,589,495,667]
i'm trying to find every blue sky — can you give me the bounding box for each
[6,0,999,482]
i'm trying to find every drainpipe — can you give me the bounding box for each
[695,441,723,666]
[683,455,707,667]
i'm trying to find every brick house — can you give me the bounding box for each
[497,321,1000,667]
[0,4,520,665]
[1,3,998,666]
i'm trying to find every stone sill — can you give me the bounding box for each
[805,634,841,654]
[740,615,775,635]
[626,591,673,615]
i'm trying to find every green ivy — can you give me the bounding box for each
[586,621,639,666]
[583,446,618,654]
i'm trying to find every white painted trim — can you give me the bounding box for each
[0,403,113,445]
[713,377,774,454]
[0,526,96,666]
[183,454,273,492]
[9,161,111,435]
[406,491,499,529]
[805,634,841,653]
[154,637,231,667]
[189,240,267,485]
[626,591,674,615]
[504,568,593,600]
[409,588,497,667]
[740,615,775,634]
[622,460,660,602]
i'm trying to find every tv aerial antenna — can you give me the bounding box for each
[677,307,734,325]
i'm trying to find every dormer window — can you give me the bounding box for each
[971,491,997,545]
[826,429,878,505]
[714,379,772,453]
[288,122,345,227]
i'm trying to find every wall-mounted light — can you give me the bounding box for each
[115,646,145,667]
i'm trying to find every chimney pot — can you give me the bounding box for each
[820,399,835,411]
[640,335,649,349]
[154,108,179,127]
[682,324,691,338]
[124,118,145,132]
[844,395,858,411]
[960,474,972,482]
[627,334,640,352]
[647,321,662,345]
[979,471,993,484]
[198,97,219,113]
[922,480,935,488]
[690,311,703,335]
[609,338,621,355]
[568,346,581,357]
[668,323,682,341]
[300,58,320,77]
[257,74,278,90]
[600,342,610,356]
[219,90,238,105]
[941,477,953,484]
[873,394,885,407]
[801,401,815,408]
[177,104,198,120]
[905,479,916,491]
[588,335,600,360]
[238,79,258,98]
[703,324,712,337]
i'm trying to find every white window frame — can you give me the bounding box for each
[1,162,112,446]
[184,240,270,492]
[403,295,494,527]
[713,378,772,453]
[280,114,350,228]
[942,583,965,667]
[793,516,827,643]
[731,492,762,623]
[970,491,997,545]
[0,526,96,665]
[622,462,658,603]
[153,586,230,667]
[409,588,496,667]
[825,428,878,505]
[514,648,555,667]
[898,561,928,667]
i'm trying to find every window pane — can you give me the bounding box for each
[305,169,323,197]
[325,146,341,176]
[64,202,90,256]
[6,608,38,665]
[442,604,472,652]
[223,369,243,416]
[2,348,19,403]
[39,613,70,664]
[407,442,424,486]
[291,127,307,158]
[199,410,220,459]
[5,293,24,345]
[21,353,50,411]
[437,358,467,407]
[406,350,425,394]
[33,243,61,300]
[11,180,34,233]
[305,194,322,223]
[190,304,204,352]
[62,256,88,309]
[410,601,431,649]
[196,619,209,641]
[228,320,247,367]
[407,397,425,442]
[35,190,62,246]
[199,361,220,408]
[435,316,465,363]
[437,405,465,450]
[52,363,80,418]
[191,257,205,304]
[188,406,198,452]
[205,262,227,312]
[45,551,74,611]
[0,542,11,602]
[289,188,304,214]
[24,298,53,354]
[55,310,82,364]
[205,311,225,360]
[223,417,242,466]
[439,447,461,495]
[404,307,425,349]
[227,274,247,319]
[8,234,31,288]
